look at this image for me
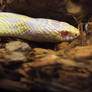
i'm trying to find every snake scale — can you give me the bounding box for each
[0,12,80,42]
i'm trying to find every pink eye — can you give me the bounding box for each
[60,31,69,37]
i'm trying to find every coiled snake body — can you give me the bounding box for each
[0,12,80,42]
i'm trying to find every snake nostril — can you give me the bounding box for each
[75,33,78,37]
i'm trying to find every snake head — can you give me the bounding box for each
[59,22,80,41]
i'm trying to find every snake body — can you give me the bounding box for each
[0,12,80,42]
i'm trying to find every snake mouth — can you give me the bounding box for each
[60,30,79,40]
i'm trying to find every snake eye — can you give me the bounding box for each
[60,31,69,37]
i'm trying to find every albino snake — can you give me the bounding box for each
[0,12,80,42]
